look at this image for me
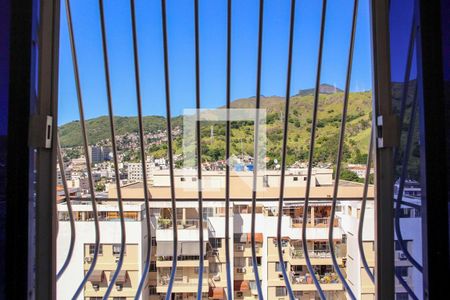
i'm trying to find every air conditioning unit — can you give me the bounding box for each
[236,245,245,251]
[213,274,221,281]
[84,256,92,264]
[93,284,99,291]
[237,267,246,273]
[398,252,407,260]
[116,284,123,291]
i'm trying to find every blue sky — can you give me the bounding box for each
[58,0,373,125]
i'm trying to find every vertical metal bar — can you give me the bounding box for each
[357,129,375,283]
[369,0,395,298]
[127,1,155,298]
[193,0,205,298]
[65,1,101,298]
[301,1,328,299]
[224,0,233,299]
[251,0,265,298]
[328,0,359,299]
[98,1,127,298]
[276,0,296,298]
[161,1,179,299]
[56,135,76,280]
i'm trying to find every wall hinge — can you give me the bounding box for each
[29,115,53,149]
[376,114,399,148]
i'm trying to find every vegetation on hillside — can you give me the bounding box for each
[59,90,373,166]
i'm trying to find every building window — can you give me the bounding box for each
[194,267,206,274]
[148,286,157,295]
[234,257,245,267]
[112,298,126,300]
[276,287,288,297]
[180,177,186,182]
[88,244,103,256]
[149,261,157,272]
[192,177,197,182]
[397,266,408,277]
[396,293,409,300]
[209,238,222,249]
[395,240,410,251]
[151,237,157,246]
[293,176,298,181]
[275,262,287,272]
[248,257,261,266]
[209,263,220,273]
[113,244,126,255]
[236,292,243,298]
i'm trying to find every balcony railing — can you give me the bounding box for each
[157,218,207,230]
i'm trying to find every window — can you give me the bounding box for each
[151,237,157,246]
[191,177,197,182]
[275,262,287,272]
[293,176,298,181]
[236,292,243,298]
[180,177,186,182]
[234,257,245,267]
[209,238,222,249]
[396,293,409,300]
[276,287,288,297]
[149,261,157,272]
[88,244,103,256]
[395,240,410,251]
[397,266,408,277]
[113,298,126,300]
[194,267,206,274]
[148,286,157,295]
[248,257,261,266]
[112,244,125,255]
[209,263,220,273]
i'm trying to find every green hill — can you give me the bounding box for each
[58,88,372,165]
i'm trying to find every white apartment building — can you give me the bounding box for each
[127,162,155,182]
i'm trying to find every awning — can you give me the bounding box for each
[180,241,208,256]
[234,280,250,292]
[247,233,263,243]
[156,241,207,256]
[112,270,128,284]
[209,287,225,299]
[156,241,181,256]
[88,270,105,283]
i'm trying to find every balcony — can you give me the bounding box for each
[157,273,209,293]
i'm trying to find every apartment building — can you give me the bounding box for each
[337,180,423,300]
[57,201,152,300]
[127,162,155,182]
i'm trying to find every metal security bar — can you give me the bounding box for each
[160,0,179,299]
[64,1,101,298]
[224,0,233,299]
[250,0,265,298]
[56,136,75,280]
[193,0,205,298]
[276,0,297,298]
[127,0,155,298]
[98,0,127,298]
[302,0,328,299]
[328,0,359,299]
[358,129,375,283]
